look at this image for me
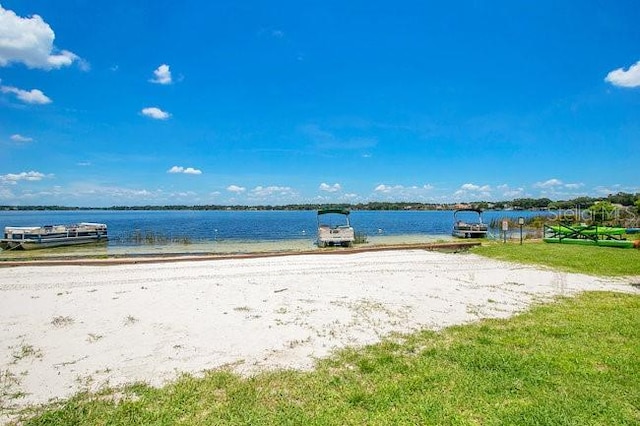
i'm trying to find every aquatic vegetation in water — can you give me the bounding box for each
[113,230,194,245]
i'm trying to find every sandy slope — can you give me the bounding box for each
[0,250,637,420]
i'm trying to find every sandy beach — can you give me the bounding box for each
[1,249,638,421]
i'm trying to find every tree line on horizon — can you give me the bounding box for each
[1,192,639,212]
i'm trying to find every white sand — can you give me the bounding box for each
[1,250,637,419]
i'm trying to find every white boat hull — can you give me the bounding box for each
[1,223,108,251]
[317,225,355,247]
[452,228,487,238]
[1,236,107,250]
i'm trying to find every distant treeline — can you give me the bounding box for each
[1,192,639,212]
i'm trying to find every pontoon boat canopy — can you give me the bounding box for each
[317,208,350,216]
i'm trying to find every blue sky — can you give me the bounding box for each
[1,1,639,207]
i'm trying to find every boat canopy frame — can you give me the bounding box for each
[317,208,351,216]
[452,208,487,239]
[453,208,484,222]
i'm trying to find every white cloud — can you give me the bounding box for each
[0,187,15,199]
[498,184,525,198]
[167,166,202,175]
[319,182,341,192]
[10,134,33,142]
[605,60,640,88]
[374,184,403,193]
[77,58,91,72]
[460,183,491,192]
[149,64,172,85]
[454,183,492,200]
[0,181,196,205]
[169,190,197,198]
[227,184,246,193]
[592,185,640,196]
[65,184,160,202]
[1,85,51,104]
[564,183,583,189]
[372,183,437,202]
[532,179,584,197]
[533,178,563,188]
[0,5,80,69]
[0,171,48,184]
[141,107,170,120]
[250,186,295,198]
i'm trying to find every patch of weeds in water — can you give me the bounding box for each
[113,230,194,246]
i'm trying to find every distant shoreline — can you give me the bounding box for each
[0,205,546,211]
[3,193,635,212]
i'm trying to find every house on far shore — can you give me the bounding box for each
[454,203,472,210]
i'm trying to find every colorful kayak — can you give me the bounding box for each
[548,225,626,236]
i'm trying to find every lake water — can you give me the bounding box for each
[0,209,545,257]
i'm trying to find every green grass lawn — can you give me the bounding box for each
[471,241,640,277]
[12,292,640,426]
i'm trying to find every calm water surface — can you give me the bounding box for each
[0,210,545,257]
